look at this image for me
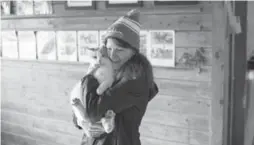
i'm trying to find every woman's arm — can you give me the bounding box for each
[84,75,158,122]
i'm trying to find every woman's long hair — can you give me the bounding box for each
[104,37,154,89]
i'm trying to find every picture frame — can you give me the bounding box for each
[66,0,95,10]
[154,0,199,6]
[139,30,149,57]
[16,0,34,15]
[1,31,18,59]
[107,0,142,7]
[148,30,175,67]
[1,1,11,16]
[18,31,37,60]
[34,0,53,15]
[56,31,77,62]
[36,31,56,60]
[77,31,99,63]
[99,30,107,47]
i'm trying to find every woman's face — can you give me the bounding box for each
[106,38,135,70]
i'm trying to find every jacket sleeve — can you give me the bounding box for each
[85,75,152,122]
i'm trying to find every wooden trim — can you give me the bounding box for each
[211,2,227,145]
[1,3,210,20]
[226,1,248,145]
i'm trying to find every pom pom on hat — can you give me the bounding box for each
[104,9,141,51]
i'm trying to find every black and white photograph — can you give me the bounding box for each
[34,0,53,15]
[78,31,99,63]
[139,30,149,56]
[1,1,254,145]
[1,31,18,59]
[1,1,11,16]
[18,31,37,60]
[99,30,107,46]
[67,0,93,7]
[57,31,77,62]
[16,0,34,15]
[36,31,56,60]
[149,30,175,67]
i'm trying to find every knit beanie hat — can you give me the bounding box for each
[104,9,141,51]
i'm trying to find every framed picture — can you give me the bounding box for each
[1,1,11,16]
[18,31,37,60]
[34,0,53,15]
[57,31,77,62]
[66,0,95,9]
[16,0,34,15]
[107,0,142,7]
[148,30,175,67]
[154,0,199,5]
[140,30,149,56]
[1,31,18,59]
[36,31,56,60]
[99,30,107,47]
[78,31,99,63]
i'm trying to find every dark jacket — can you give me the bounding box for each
[73,54,159,145]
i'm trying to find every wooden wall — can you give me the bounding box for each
[247,1,254,59]
[244,1,254,145]
[1,1,213,145]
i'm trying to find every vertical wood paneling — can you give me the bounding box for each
[1,2,213,145]
[211,2,227,145]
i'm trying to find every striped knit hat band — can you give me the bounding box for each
[104,9,141,51]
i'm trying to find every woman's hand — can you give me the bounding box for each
[78,119,105,138]
[87,123,105,138]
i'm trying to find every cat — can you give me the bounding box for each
[70,46,116,137]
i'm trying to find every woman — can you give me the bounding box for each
[72,9,159,145]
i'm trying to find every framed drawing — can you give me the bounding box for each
[107,0,142,7]
[99,30,107,47]
[154,0,199,5]
[57,31,77,62]
[34,0,53,15]
[18,31,37,60]
[140,30,149,56]
[16,0,34,15]
[1,1,11,16]
[66,0,95,9]
[1,31,18,59]
[148,30,175,67]
[78,31,99,63]
[36,31,56,60]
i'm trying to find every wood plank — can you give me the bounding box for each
[1,132,62,145]
[1,110,81,137]
[247,1,254,59]
[148,95,210,116]
[2,106,208,135]
[140,136,189,145]
[211,3,227,145]
[1,131,186,145]
[52,1,211,15]
[143,109,209,131]
[1,121,80,145]
[140,122,188,144]
[2,72,211,99]
[1,55,211,82]
[176,32,212,47]
[2,84,211,116]
[1,14,212,31]
[154,78,211,98]
[190,130,210,145]
[1,109,208,145]
[1,102,209,145]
